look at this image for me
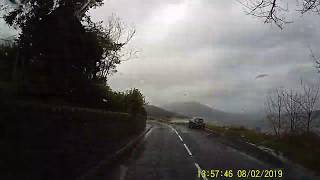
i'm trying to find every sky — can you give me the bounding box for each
[88,0,320,113]
[1,0,320,113]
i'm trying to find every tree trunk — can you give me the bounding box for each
[278,109,281,135]
[307,113,311,132]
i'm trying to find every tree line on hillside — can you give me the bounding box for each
[0,0,145,115]
[265,80,319,136]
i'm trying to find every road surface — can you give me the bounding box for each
[86,121,317,180]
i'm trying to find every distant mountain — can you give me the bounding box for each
[162,102,264,126]
[144,105,189,119]
[162,102,225,119]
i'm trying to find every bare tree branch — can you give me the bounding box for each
[239,0,320,29]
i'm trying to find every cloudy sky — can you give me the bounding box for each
[1,0,320,113]
[88,0,320,113]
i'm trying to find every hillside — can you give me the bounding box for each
[162,102,265,127]
[162,102,225,119]
[144,105,188,119]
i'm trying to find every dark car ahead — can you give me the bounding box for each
[188,117,205,129]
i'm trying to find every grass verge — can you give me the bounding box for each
[206,123,320,174]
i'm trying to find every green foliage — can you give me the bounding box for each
[105,88,146,114]
[3,0,104,29]
[1,0,135,108]
[0,43,19,98]
[0,39,145,113]
[0,43,17,82]
[125,88,146,115]
[0,1,140,112]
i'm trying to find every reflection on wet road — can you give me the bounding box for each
[87,121,317,180]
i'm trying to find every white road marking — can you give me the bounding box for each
[194,163,208,180]
[173,128,179,135]
[174,130,179,135]
[144,127,153,139]
[162,122,210,180]
[183,143,192,156]
[165,123,184,142]
[168,124,192,156]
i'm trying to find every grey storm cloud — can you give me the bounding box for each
[88,0,320,113]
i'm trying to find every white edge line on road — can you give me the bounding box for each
[183,143,192,156]
[173,128,179,135]
[174,130,179,135]
[169,125,192,156]
[194,163,208,180]
[167,124,183,142]
[144,127,153,139]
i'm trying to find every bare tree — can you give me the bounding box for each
[265,88,284,136]
[265,103,280,136]
[299,81,320,132]
[309,48,320,73]
[282,89,303,133]
[300,0,320,14]
[92,15,137,79]
[239,0,320,29]
[265,81,319,135]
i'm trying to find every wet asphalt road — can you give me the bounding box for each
[87,121,317,180]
